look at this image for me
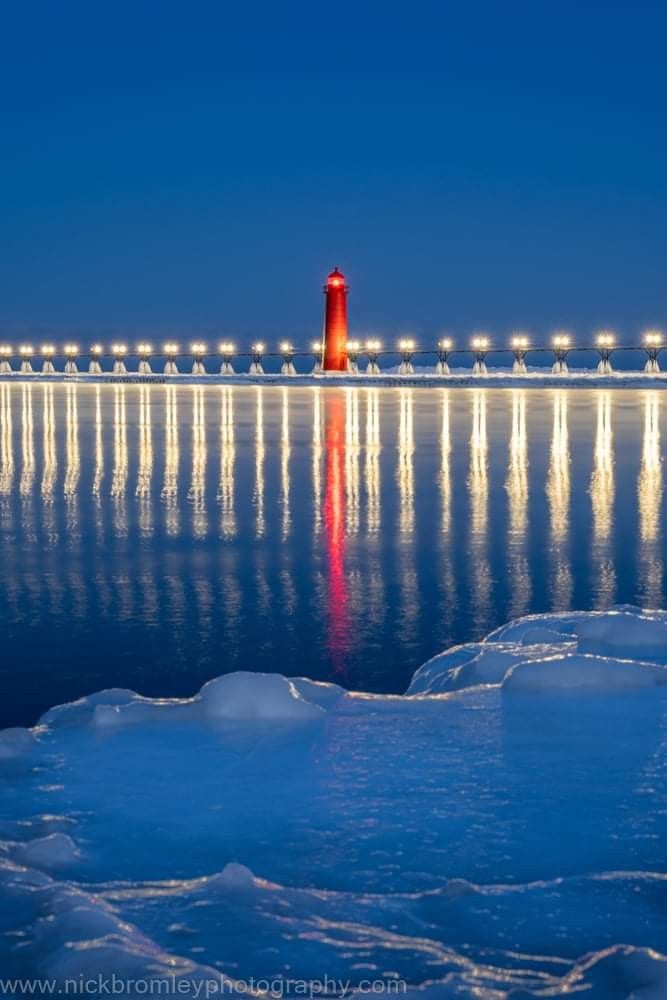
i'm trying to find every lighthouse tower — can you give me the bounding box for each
[323,267,348,372]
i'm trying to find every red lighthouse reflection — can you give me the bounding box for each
[323,394,349,675]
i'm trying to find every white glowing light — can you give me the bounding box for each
[644,330,663,347]
[471,336,490,350]
[366,339,382,352]
[280,341,293,354]
[347,340,361,352]
[137,342,152,355]
[41,344,55,356]
[64,343,79,356]
[19,345,33,356]
[398,337,416,351]
[191,342,207,355]
[91,344,103,355]
[251,342,264,354]
[112,343,127,356]
[163,342,179,356]
[511,334,530,349]
[552,333,571,349]
[438,337,453,351]
[0,345,11,357]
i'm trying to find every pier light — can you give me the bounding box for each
[249,341,264,375]
[111,343,128,375]
[436,337,453,375]
[398,337,416,375]
[219,341,235,375]
[89,344,103,374]
[191,342,207,376]
[510,333,530,375]
[0,344,13,375]
[163,342,179,376]
[19,345,34,374]
[365,338,382,375]
[64,343,79,376]
[470,335,490,375]
[551,332,572,375]
[310,339,323,374]
[41,344,56,374]
[280,341,296,376]
[0,345,11,374]
[595,330,616,375]
[643,329,663,373]
[346,339,361,374]
[137,342,153,375]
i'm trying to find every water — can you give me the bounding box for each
[0,381,663,727]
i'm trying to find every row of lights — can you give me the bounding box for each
[0,331,665,376]
[2,330,663,356]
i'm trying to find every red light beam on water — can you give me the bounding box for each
[323,394,349,675]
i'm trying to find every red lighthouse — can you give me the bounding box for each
[323,267,348,371]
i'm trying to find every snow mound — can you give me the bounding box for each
[409,607,667,695]
[199,672,325,720]
[503,653,667,693]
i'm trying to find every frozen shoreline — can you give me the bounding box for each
[2,607,667,997]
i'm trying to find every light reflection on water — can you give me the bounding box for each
[0,383,665,726]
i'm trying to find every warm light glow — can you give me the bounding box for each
[251,342,264,354]
[511,334,530,349]
[366,339,382,352]
[163,342,179,355]
[596,331,615,348]
[347,340,361,352]
[0,345,11,357]
[471,336,490,350]
[190,342,207,355]
[219,341,235,355]
[112,343,127,356]
[280,341,293,354]
[311,340,322,352]
[329,277,342,287]
[91,344,103,355]
[137,342,152,355]
[41,344,55,356]
[64,343,78,356]
[552,333,571,349]
[398,337,416,351]
[438,337,453,350]
[644,329,663,347]
[19,345,33,356]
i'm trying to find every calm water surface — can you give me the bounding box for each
[0,382,664,726]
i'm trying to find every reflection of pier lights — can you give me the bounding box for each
[0,345,12,374]
[249,342,264,375]
[89,344,103,374]
[365,339,382,374]
[510,334,530,374]
[471,335,490,375]
[112,343,128,374]
[64,343,79,375]
[398,338,416,375]
[41,344,56,374]
[219,341,235,375]
[191,342,207,375]
[311,340,323,374]
[436,337,452,375]
[280,341,296,375]
[596,331,615,374]
[346,340,361,374]
[137,342,153,375]
[643,330,663,373]
[163,342,179,375]
[551,333,571,374]
[19,345,34,374]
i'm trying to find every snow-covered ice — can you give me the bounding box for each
[2,607,667,998]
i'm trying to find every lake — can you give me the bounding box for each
[0,381,663,726]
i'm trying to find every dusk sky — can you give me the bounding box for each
[1,1,665,341]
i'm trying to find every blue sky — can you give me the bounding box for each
[0,1,665,342]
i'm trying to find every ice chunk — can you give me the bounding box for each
[573,610,667,662]
[199,672,324,721]
[0,727,37,761]
[503,653,667,693]
[17,833,81,871]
